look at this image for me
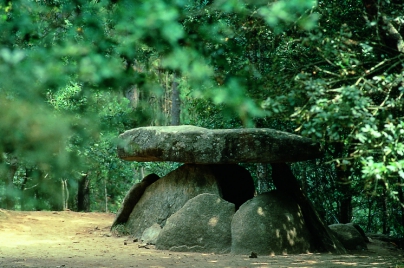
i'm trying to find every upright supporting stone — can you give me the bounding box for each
[114,125,342,254]
[271,163,347,254]
[111,173,159,230]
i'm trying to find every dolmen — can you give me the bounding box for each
[112,125,347,255]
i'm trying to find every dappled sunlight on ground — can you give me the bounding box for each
[0,210,403,268]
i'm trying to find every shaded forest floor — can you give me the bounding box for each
[0,209,403,268]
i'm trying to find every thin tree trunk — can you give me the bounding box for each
[125,86,139,109]
[382,185,389,234]
[65,180,69,210]
[20,168,30,211]
[61,179,66,210]
[61,179,69,210]
[140,167,145,179]
[366,195,374,232]
[77,173,90,212]
[334,142,353,224]
[338,185,352,223]
[397,177,404,231]
[104,178,108,213]
[5,158,18,209]
[165,72,170,123]
[271,163,347,254]
[171,74,180,126]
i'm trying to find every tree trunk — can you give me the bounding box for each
[125,86,140,109]
[4,158,18,209]
[334,142,353,224]
[271,163,347,254]
[337,182,352,224]
[61,179,69,210]
[20,168,31,211]
[397,177,404,231]
[77,173,90,212]
[171,74,181,126]
[381,185,390,234]
[61,179,66,210]
[366,195,374,232]
[104,178,108,213]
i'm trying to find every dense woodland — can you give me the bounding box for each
[0,0,403,238]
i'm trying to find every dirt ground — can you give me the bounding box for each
[0,209,403,268]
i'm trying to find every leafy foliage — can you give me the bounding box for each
[0,0,403,236]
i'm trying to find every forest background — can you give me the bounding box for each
[0,0,403,238]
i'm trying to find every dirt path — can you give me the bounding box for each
[0,209,402,268]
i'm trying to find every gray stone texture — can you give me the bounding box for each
[231,191,312,255]
[329,224,368,250]
[117,125,322,164]
[346,223,370,243]
[156,193,234,253]
[111,173,159,229]
[141,223,162,245]
[125,164,254,239]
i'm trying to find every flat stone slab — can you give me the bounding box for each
[117,125,322,164]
